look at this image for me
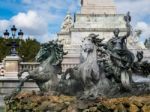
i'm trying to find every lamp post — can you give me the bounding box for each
[3,25,24,56]
[3,30,9,39]
[11,25,17,39]
[18,30,24,39]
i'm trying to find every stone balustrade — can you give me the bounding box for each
[19,62,40,72]
[20,61,79,73]
[62,63,78,72]
[0,49,149,75]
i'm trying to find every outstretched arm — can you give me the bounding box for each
[124,23,131,38]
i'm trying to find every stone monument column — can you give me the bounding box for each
[81,0,116,14]
[3,55,21,77]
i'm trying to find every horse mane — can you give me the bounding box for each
[36,40,65,65]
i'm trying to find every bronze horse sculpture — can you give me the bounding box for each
[18,41,67,92]
[5,40,67,100]
[63,34,110,98]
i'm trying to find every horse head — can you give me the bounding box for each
[82,35,94,53]
[35,40,65,65]
[35,43,51,62]
[35,41,66,73]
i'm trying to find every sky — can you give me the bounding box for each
[0,0,150,42]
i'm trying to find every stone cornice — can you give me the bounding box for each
[75,13,124,17]
[70,28,127,32]
[57,32,70,35]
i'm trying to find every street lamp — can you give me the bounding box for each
[11,25,17,38]
[3,30,9,39]
[18,30,24,39]
[3,25,24,56]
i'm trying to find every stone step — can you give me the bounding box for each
[0,79,39,94]
[0,87,39,94]
[0,81,38,88]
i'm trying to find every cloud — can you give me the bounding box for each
[135,22,150,41]
[11,10,48,35]
[0,20,10,32]
[114,0,150,42]
[0,0,77,42]
[41,33,57,43]
[115,0,150,24]
[0,0,80,42]
[0,0,150,43]
[0,10,49,41]
[0,9,59,42]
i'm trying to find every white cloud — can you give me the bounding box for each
[0,0,150,43]
[0,10,50,41]
[115,0,150,24]
[0,0,80,42]
[11,10,48,35]
[136,22,149,31]
[0,20,10,32]
[115,0,150,42]
[135,22,150,41]
[41,33,57,43]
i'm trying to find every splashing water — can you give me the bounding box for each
[132,74,150,83]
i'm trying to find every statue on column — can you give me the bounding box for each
[61,12,73,32]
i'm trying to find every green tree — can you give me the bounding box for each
[0,37,40,62]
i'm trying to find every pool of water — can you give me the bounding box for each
[0,107,4,112]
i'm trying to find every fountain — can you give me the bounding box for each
[4,12,150,112]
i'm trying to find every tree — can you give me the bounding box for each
[0,37,40,62]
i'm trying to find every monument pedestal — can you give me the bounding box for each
[3,56,21,77]
[58,0,150,71]
[81,0,116,14]
[0,56,39,107]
